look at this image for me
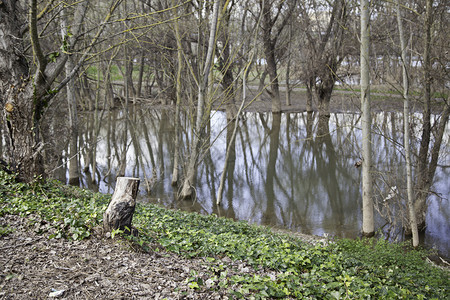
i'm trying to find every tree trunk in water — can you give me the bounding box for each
[171,3,183,186]
[103,177,140,235]
[285,23,292,106]
[316,82,333,117]
[396,0,419,247]
[261,113,281,224]
[66,58,80,186]
[306,77,314,113]
[416,0,432,196]
[180,0,221,199]
[360,0,374,237]
[413,0,450,232]
[136,52,145,98]
[414,105,449,231]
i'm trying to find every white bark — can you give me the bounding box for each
[171,0,183,186]
[180,0,221,198]
[60,6,80,185]
[396,0,419,247]
[360,0,374,236]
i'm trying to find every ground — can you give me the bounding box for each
[0,215,226,299]
[1,214,321,299]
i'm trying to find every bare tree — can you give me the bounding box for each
[395,0,419,247]
[180,0,222,198]
[259,0,296,113]
[360,0,374,237]
[414,0,450,231]
[60,1,89,185]
[299,0,349,116]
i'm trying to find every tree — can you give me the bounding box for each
[216,0,238,120]
[260,0,296,113]
[1,0,121,182]
[180,0,222,198]
[366,0,448,237]
[360,0,374,237]
[395,0,419,247]
[414,0,450,231]
[299,0,350,116]
[60,1,89,185]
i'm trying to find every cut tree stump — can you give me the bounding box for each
[103,177,140,235]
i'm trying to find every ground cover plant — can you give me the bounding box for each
[0,170,448,299]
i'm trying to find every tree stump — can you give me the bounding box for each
[103,177,140,235]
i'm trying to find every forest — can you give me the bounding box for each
[0,0,449,272]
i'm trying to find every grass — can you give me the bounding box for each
[0,170,448,299]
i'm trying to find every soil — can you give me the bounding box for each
[0,214,324,299]
[0,215,225,299]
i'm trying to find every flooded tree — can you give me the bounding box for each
[414,0,449,232]
[369,0,449,235]
[395,0,419,247]
[180,0,222,199]
[360,0,374,237]
[2,0,448,258]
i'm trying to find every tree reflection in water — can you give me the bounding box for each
[55,108,449,258]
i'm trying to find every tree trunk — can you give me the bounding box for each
[136,52,145,98]
[414,105,449,230]
[261,1,281,114]
[316,74,335,117]
[61,9,80,186]
[66,58,80,186]
[417,0,432,189]
[103,177,140,235]
[306,77,314,113]
[180,0,221,199]
[218,10,237,120]
[395,0,419,247]
[285,23,292,106]
[360,0,374,237]
[1,0,116,182]
[171,1,183,186]
[1,1,43,182]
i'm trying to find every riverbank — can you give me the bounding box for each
[0,171,448,298]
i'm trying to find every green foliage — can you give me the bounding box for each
[0,225,14,236]
[48,52,60,63]
[0,170,448,299]
[0,171,108,240]
[132,203,449,299]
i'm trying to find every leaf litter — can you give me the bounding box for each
[0,214,230,299]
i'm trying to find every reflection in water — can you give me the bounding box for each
[60,107,449,258]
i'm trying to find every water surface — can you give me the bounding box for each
[69,108,449,257]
